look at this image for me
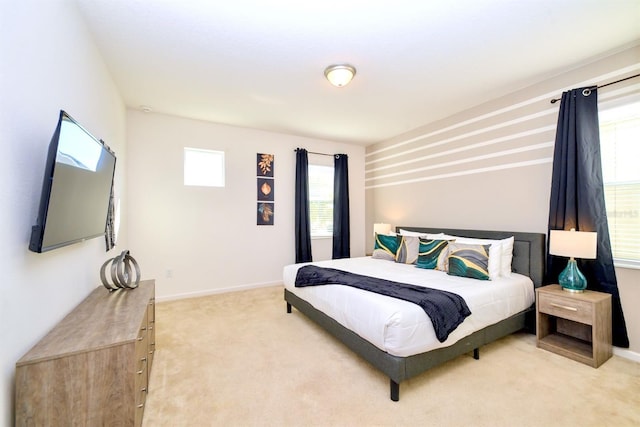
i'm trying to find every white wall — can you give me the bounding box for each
[0,1,126,425]
[126,110,366,300]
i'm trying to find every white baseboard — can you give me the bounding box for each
[156,281,281,303]
[613,346,640,363]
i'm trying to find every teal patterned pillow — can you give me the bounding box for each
[416,239,450,270]
[447,243,491,280]
[395,235,419,264]
[372,233,398,261]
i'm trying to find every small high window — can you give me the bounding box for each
[184,148,225,187]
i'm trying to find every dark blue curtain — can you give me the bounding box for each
[295,148,312,263]
[547,87,629,348]
[332,154,350,259]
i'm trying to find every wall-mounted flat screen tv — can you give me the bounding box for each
[29,110,117,253]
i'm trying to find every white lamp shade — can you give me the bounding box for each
[373,223,392,236]
[549,229,597,259]
[324,64,356,87]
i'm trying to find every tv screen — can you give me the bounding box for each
[29,110,117,253]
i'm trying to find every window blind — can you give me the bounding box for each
[600,101,640,265]
[308,164,334,237]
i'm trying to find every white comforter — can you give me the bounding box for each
[283,257,534,357]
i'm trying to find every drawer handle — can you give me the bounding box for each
[137,360,146,374]
[137,403,144,409]
[550,303,578,312]
[137,337,144,341]
[141,327,147,331]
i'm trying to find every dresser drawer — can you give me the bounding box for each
[135,313,150,427]
[538,292,593,324]
[135,346,148,384]
[136,310,150,379]
[134,359,148,405]
[135,380,148,427]
[148,299,156,369]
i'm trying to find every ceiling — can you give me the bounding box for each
[75,0,640,146]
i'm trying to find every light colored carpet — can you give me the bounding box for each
[143,285,640,427]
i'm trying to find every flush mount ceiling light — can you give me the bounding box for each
[324,64,356,87]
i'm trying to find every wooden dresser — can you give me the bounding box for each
[15,280,155,427]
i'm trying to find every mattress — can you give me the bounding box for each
[283,257,535,357]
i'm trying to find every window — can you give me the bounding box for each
[184,148,225,187]
[599,98,640,267]
[308,164,334,237]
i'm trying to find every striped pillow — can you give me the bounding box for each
[447,243,491,280]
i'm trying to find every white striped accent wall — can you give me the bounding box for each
[366,64,640,190]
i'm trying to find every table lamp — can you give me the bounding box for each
[373,223,392,237]
[549,228,598,293]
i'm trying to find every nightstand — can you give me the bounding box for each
[536,284,612,368]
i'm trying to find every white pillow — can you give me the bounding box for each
[499,236,515,276]
[441,235,514,280]
[399,229,446,240]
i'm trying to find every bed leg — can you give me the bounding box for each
[286,302,292,313]
[473,348,480,360]
[390,380,399,402]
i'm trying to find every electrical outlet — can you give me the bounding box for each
[165,269,173,279]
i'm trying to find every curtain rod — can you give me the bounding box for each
[550,73,640,104]
[294,148,333,157]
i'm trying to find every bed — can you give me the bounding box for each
[283,227,545,401]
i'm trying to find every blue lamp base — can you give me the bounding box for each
[559,258,587,293]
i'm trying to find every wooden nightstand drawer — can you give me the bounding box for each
[538,292,593,324]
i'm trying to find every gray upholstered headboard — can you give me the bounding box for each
[396,227,546,287]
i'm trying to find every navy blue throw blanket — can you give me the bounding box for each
[294,265,471,342]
